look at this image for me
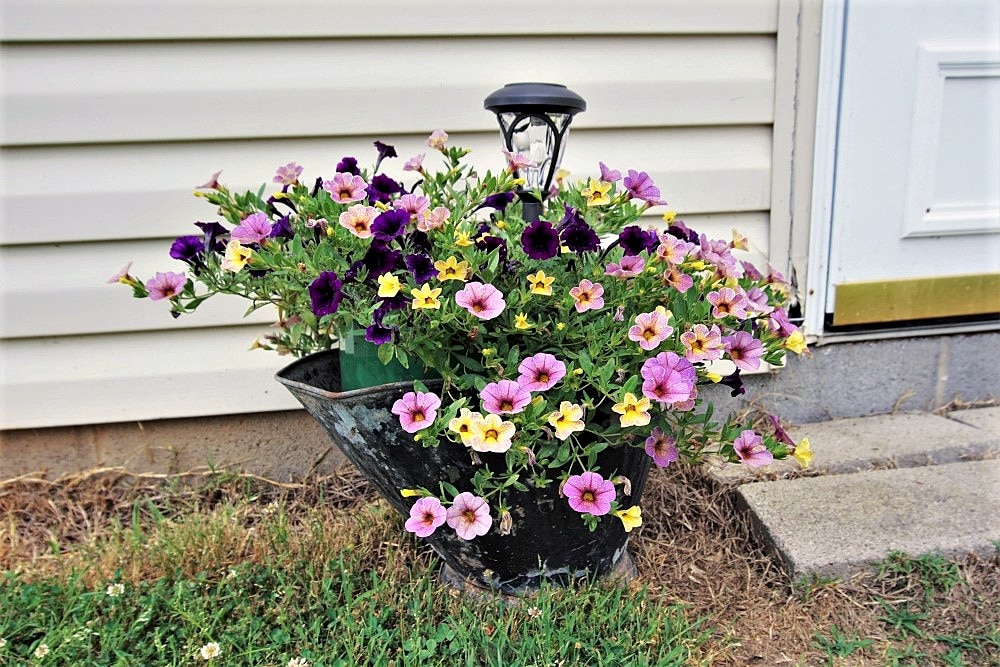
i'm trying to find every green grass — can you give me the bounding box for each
[0,497,707,666]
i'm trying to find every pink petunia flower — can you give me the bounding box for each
[418,206,450,232]
[480,380,532,415]
[502,148,537,171]
[391,391,441,433]
[605,255,645,279]
[724,331,765,372]
[393,193,430,225]
[426,130,449,150]
[627,309,674,351]
[563,472,616,516]
[517,353,566,392]
[196,170,222,190]
[662,266,694,293]
[656,234,695,265]
[454,282,506,320]
[231,212,272,245]
[403,153,425,172]
[733,430,773,467]
[598,161,622,182]
[680,324,725,363]
[569,279,605,313]
[338,205,379,239]
[322,173,368,203]
[623,170,667,206]
[404,497,447,537]
[446,492,493,540]
[145,271,186,301]
[707,287,749,320]
[273,162,303,185]
[640,352,697,405]
[645,427,679,468]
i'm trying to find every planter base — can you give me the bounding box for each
[439,551,639,601]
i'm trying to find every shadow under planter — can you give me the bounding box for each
[276,349,651,595]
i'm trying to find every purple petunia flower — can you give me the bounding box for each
[195,221,229,254]
[480,379,531,415]
[405,253,436,284]
[363,243,403,282]
[560,220,600,254]
[520,219,560,260]
[645,428,679,468]
[455,282,506,320]
[373,140,397,162]
[618,226,658,256]
[365,322,394,345]
[366,174,402,203]
[481,192,515,212]
[666,220,699,244]
[599,161,622,182]
[733,430,773,467]
[720,369,746,397]
[391,390,441,434]
[231,212,273,245]
[517,353,566,392]
[269,215,294,240]
[370,209,409,242]
[723,331,764,372]
[623,170,667,206]
[640,352,697,405]
[169,235,205,268]
[563,472,616,516]
[336,156,360,175]
[308,271,343,317]
[446,492,493,540]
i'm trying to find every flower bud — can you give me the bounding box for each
[498,509,513,536]
[613,475,632,496]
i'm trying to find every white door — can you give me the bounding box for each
[822,0,1000,329]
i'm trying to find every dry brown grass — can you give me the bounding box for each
[2,464,997,665]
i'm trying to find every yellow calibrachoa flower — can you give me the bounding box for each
[467,413,516,453]
[410,283,442,310]
[611,393,652,427]
[526,270,555,296]
[784,330,808,354]
[615,505,643,532]
[377,273,401,297]
[792,437,813,468]
[455,231,474,247]
[514,313,530,330]
[581,178,612,206]
[222,239,252,272]
[548,401,585,440]
[731,228,749,251]
[662,210,677,223]
[434,256,469,282]
[448,408,480,445]
[705,371,723,383]
[400,488,422,498]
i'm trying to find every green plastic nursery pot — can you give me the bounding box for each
[276,349,652,596]
[337,329,431,391]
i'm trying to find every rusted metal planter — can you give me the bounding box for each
[276,349,651,595]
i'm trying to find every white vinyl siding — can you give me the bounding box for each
[0,1,782,428]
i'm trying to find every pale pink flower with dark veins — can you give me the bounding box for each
[656,234,695,265]
[196,170,222,190]
[662,266,694,293]
[707,286,749,320]
[645,427,679,468]
[273,162,303,185]
[145,272,186,301]
[404,497,447,537]
[733,430,773,467]
[322,173,368,203]
[426,130,449,150]
[744,286,774,315]
[446,492,493,540]
[393,193,430,225]
[480,380,532,415]
[680,324,725,363]
[455,282,506,320]
[627,309,673,351]
[502,148,537,171]
[599,161,622,182]
[517,353,566,392]
[403,153,425,172]
[569,279,604,313]
[724,331,765,372]
[623,169,667,206]
[418,206,450,232]
[391,391,441,433]
[338,205,379,239]
[563,472,616,516]
[231,212,272,245]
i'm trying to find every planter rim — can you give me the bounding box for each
[274,349,443,400]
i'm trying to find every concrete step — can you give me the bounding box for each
[719,406,1000,581]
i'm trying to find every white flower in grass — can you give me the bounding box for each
[0,637,6,648]
[199,642,222,660]
[287,658,311,667]
[34,642,50,658]
[106,582,125,597]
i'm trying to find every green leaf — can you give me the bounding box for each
[377,344,394,366]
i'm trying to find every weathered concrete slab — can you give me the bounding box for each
[737,459,1000,581]
[708,408,1000,485]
